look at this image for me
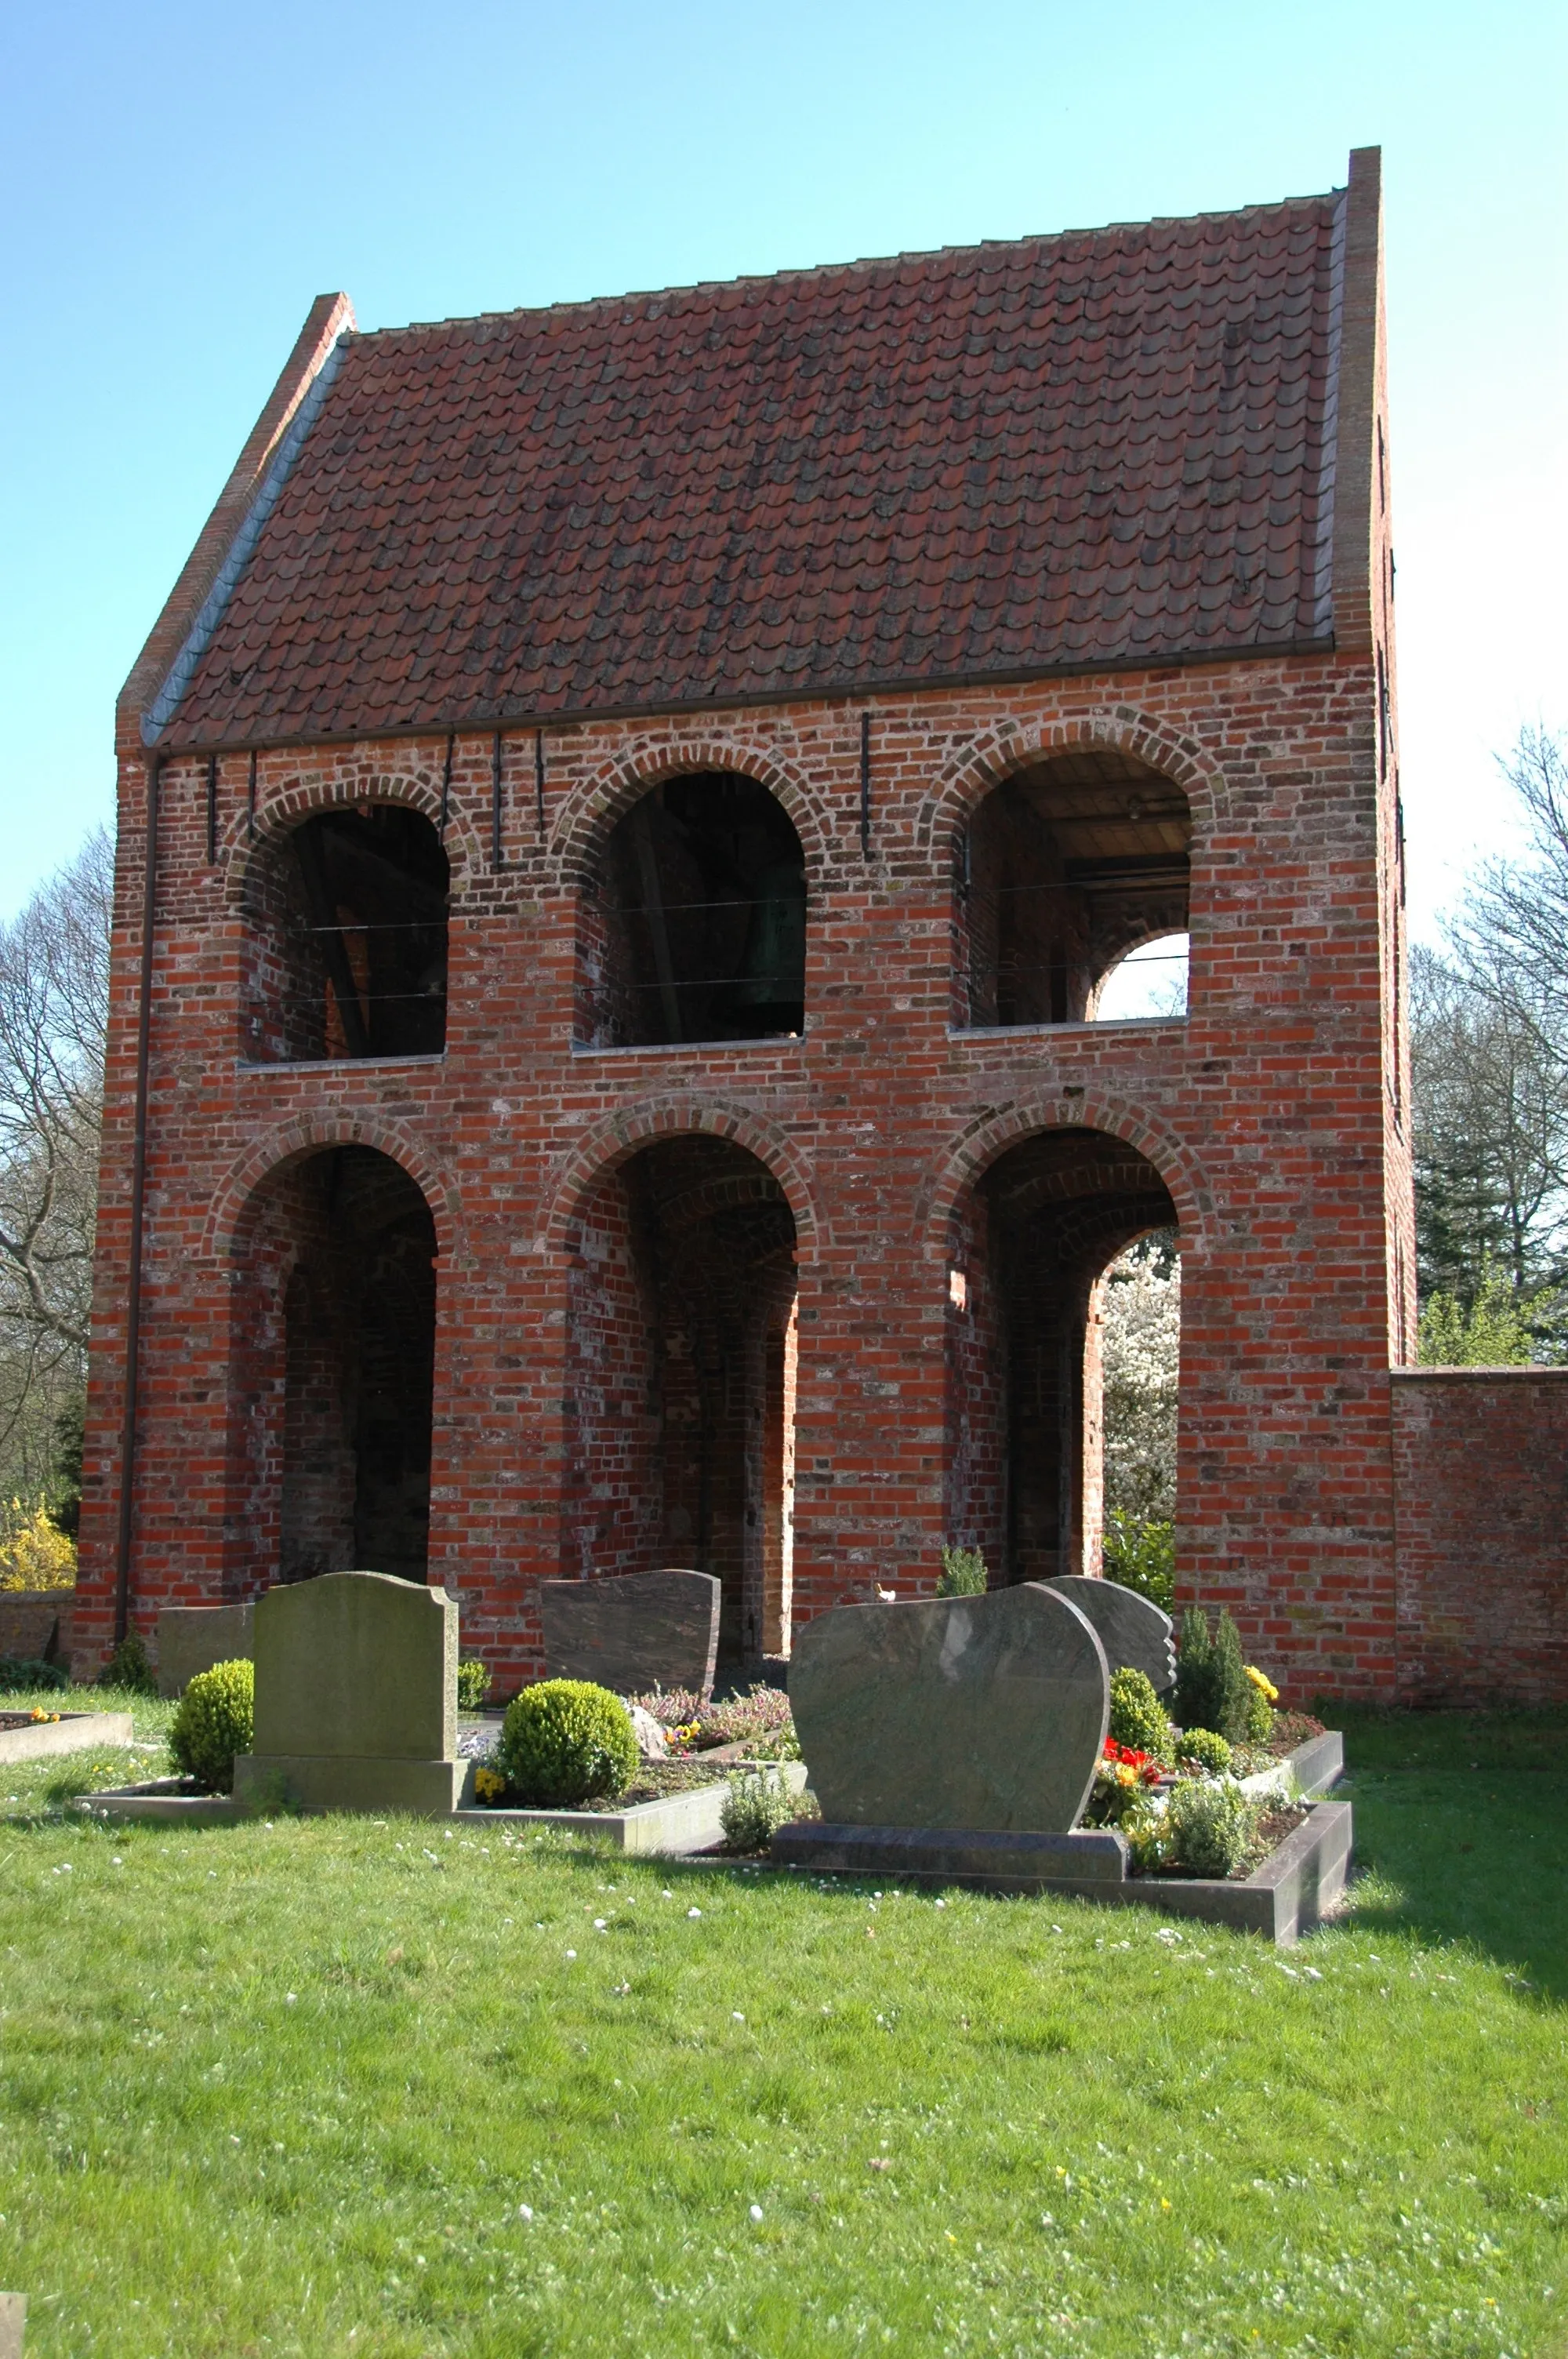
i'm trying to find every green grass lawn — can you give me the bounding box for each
[2,1686,1566,2358]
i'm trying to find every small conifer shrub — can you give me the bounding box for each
[100,1630,158,1695]
[497,1679,639,1807]
[169,1659,255,1795]
[1172,1608,1253,1745]
[936,1547,988,1598]
[1106,1667,1174,1763]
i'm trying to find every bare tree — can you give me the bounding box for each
[0,830,114,1492]
[1450,727,1568,1055]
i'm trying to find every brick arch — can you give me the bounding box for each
[541,1096,821,1256]
[913,705,1224,860]
[220,755,481,913]
[919,1095,1214,1256]
[202,1114,463,1263]
[550,732,829,885]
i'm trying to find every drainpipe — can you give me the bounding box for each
[113,752,161,1644]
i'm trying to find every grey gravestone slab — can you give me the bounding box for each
[789,1583,1109,1834]
[1044,1576,1176,1692]
[0,2292,22,2359]
[233,1571,471,1816]
[539,1569,720,1696]
[157,1603,255,1698]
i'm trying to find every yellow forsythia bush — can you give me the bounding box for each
[0,1497,77,1590]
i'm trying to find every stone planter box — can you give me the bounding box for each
[456,1760,808,1852]
[0,1710,133,1766]
[85,1759,808,1850]
[770,1735,1349,1947]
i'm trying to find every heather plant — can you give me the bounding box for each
[497,1680,639,1807]
[168,1659,255,1795]
[936,1547,988,1598]
[626,1683,797,1755]
[1106,1667,1173,1763]
[1163,1774,1258,1876]
[720,1765,797,1852]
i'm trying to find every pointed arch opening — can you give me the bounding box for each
[954,751,1190,1027]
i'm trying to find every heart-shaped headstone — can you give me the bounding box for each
[789,1583,1109,1834]
[1044,1576,1176,1692]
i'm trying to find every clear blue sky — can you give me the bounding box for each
[2,0,1564,934]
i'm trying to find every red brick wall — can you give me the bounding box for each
[78,653,1414,1697]
[1391,1371,1568,1705]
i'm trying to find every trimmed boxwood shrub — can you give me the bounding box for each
[1175,1726,1234,1776]
[1107,1667,1173,1763]
[169,1659,254,1794]
[497,1679,639,1807]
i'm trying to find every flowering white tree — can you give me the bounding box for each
[1101,1233,1179,1522]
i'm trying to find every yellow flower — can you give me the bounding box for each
[473,1765,507,1804]
[1244,1666,1279,1703]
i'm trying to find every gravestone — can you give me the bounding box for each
[157,1603,255,1698]
[232,1571,472,1815]
[0,2292,23,2359]
[539,1569,721,1697]
[1044,1576,1176,1692]
[788,1583,1109,1834]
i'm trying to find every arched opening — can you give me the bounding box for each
[242,804,448,1062]
[956,752,1190,1027]
[1099,1228,1181,1594]
[944,1128,1178,1583]
[1093,932,1190,1021]
[227,1147,438,1587]
[578,774,806,1047]
[562,1136,798,1662]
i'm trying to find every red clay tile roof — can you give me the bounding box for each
[159,190,1345,747]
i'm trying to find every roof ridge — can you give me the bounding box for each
[352,186,1342,347]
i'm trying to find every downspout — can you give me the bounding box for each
[113,751,161,1644]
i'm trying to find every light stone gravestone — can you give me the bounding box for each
[0,2292,22,2359]
[232,1571,473,1815]
[1044,1576,1176,1692]
[157,1602,255,1698]
[788,1583,1109,1834]
[539,1568,721,1697]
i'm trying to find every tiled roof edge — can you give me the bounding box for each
[348,187,1343,345]
[142,332,350,745]
[1311,187,1349,637]
[151,632,1340,760]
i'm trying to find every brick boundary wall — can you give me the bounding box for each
[0,1591,75,1669]
[1391,1369,1568,1706]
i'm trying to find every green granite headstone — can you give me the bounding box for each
[232,1571,472,1816]
[789,1583,1109,1834]
[1044,1576,1176,1692]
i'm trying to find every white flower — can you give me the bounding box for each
[518,2204,534,2221]
[564,1950,576,1961]
[285,1993,297,2005]
[749,2204,764,2223]
[593,1918,608,1930]
[732,2011,745,2023]
[688,1906,702,1919]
